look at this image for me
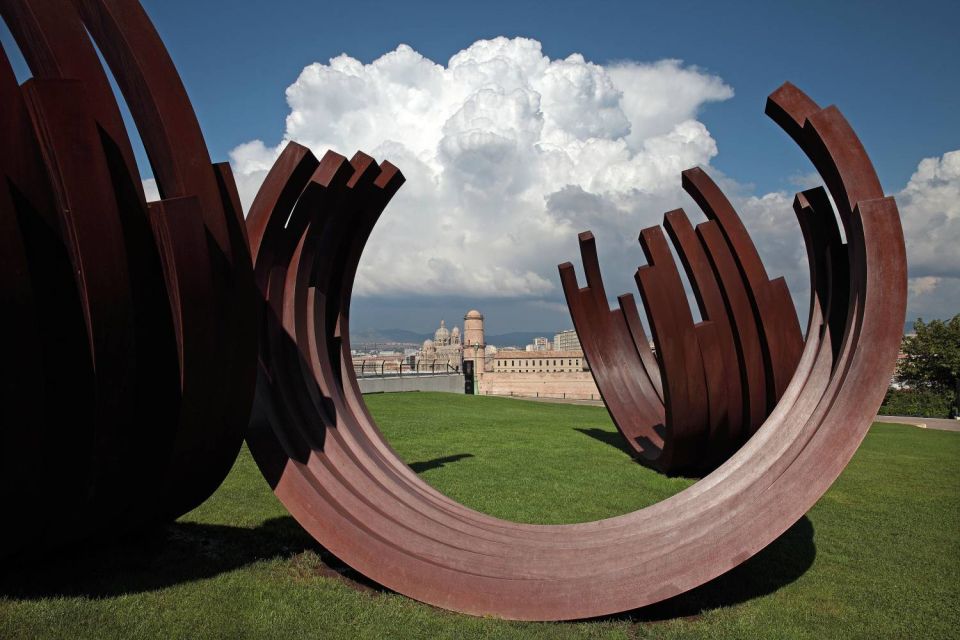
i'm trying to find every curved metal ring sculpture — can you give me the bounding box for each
[0,0,906,621]
[0,0,256,556]
[560,167,805,475]
[245,82,907,619]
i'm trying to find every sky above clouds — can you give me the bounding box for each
[3,0,956,335]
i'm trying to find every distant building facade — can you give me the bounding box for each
[553,329,581,352]
[493,351,586,373]
[524,337,550,351]
[418,319,462,370]
[407,310,600,400]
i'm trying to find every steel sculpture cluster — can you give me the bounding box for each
[560,167,805,474]
[0,0,257,556]
[1,0,907,624]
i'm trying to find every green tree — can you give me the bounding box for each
[897,315,960,415]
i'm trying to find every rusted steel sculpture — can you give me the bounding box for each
[560,165,805,474]
[245,84,906,619]
[0,0,905,620]
[0,0,256,556]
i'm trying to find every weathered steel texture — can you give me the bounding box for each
[0,0,905,617]
[663,209,743,449]
[559,234,667,463]
[634,226,710,471]
[245,84,906,619]
[696,218,770,434]
[0,0,255,555]
[560,164,792,473]
[682,167,805,405]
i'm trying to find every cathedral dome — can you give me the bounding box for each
[434,320,450,345]
[450,326,460,340]
[422,338,435,352]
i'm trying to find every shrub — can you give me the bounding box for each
[880,388,955,419]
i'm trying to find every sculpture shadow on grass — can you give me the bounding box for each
[408,453,474,473]
[0,515,387,599]
[573,425,816,618]
[574,426,700,478]
[613,515,816,622]
[574,427,638,457]
[0,493,815,621]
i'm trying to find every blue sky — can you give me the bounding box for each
[3,0,958,335]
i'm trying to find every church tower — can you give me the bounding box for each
[463,309,485,351]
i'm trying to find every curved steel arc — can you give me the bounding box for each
[0,7,905,620]
[0,0,256,555]
[681,167,804,406]
[561,165,790,472]
[559,233,667,463]
[663,209,744,449]
[244,84,905,620]
[0,43,99,551]
[634,225,710,472]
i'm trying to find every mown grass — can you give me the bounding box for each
[1,392,957,639]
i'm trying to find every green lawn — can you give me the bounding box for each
[1,392,958,639]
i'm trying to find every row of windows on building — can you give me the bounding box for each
[492,356,586,373]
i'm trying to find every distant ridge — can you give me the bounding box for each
[351,328,430,344]
[485,332,550,348]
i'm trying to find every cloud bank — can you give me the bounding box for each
[228,37,958,324]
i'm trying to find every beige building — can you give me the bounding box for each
[525,337,550,351]
[413,310,601,400]
[493,350,587,373]
[553,329,581,352]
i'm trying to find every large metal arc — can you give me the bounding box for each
[0,0,256,554]
[245,84,906,619]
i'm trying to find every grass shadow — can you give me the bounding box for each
[611,515,817,622]
[574,426,706,478]
[574,427,637,457]
[0,516,386,599]
[574,427,817,620]
[408,453,474,473]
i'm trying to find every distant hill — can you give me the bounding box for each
[350,328,429,345]
[485,332,550,349]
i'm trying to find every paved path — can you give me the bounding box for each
[489,394,605,407]
[875,415,960,432]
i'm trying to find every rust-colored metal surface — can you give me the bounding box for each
[0,0,905,619]
[245,84,906,618]
[0,0,256,555]
[560,163,798,473]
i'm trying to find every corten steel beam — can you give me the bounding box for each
[560,165,786,473]
[634,226,711,471]
[696,218,770,433]
[682,167,805,406]
[0,0,256,556]
[559,235,667,464]
[245,84,906,619]
[663,209,744,449]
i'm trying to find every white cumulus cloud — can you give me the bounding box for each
[229,37,733,299]
[897,150,960,320]
[228,37,959,323]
